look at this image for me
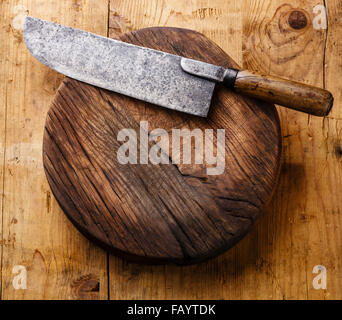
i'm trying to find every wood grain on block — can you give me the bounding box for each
[0,0,109,300]
[43,27,282,264]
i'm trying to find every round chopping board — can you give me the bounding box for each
[43,27,282,264]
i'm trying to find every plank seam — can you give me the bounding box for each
[107,0,111,301]
[0,72,7,301]
[323,0,329,91]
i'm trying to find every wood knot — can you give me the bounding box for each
[335,145,342,158]
[288,10,308,30]
[71,274,100,300]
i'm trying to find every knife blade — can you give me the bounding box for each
[23,17,333,117]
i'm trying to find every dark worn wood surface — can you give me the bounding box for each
[42,27,282,264]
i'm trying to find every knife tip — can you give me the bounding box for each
[22,16,43,59]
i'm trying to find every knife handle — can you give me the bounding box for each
[227,70,333,117]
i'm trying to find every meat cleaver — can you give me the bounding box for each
[23,17,333,117]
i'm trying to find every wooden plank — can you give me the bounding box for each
[108,0,244,299]
[242,0,341,299]
[1,0,109,300]
[0,0,7,299]
[321,0,342,299]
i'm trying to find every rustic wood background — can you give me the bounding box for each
[0,0,341,299]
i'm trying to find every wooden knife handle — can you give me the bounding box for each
[231,70,333,117]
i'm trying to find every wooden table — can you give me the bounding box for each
[0,0,341,300]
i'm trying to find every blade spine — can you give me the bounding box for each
[24,16,190,64]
